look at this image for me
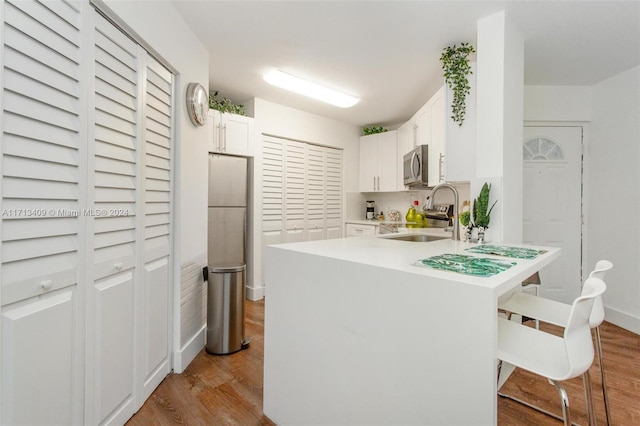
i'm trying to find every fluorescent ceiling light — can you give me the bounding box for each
[264,70,359,108]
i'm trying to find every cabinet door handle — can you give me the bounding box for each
[439,153,445,182]
[40,279,53,290]
[216,124,222,151]
[222,124,227,151]
[373,176,376,191]
[377,176,380,191]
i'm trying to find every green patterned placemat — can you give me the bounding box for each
[465,244,546,259]
[414,254,517,277]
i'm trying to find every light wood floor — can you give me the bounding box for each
[128,300,640,425]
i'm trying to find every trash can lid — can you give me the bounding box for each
[209,264,246,273]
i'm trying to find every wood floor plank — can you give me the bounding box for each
[128,300,639,425]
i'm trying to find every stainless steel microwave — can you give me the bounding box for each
[403,145,429,187]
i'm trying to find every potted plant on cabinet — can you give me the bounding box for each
[440,43,475,127]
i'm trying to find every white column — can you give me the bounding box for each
[475,11,524,243]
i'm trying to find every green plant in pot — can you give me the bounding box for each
[363,125,388,135]
[440,43,475,127]
[209,91,246,116]
[472,182,497,243]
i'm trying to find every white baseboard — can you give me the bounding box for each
[247,284,265,301]
[173,324,206,373]
[604,306,640,335]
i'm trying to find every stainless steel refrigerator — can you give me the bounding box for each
[206,154,248,355]
[207,154,247,267]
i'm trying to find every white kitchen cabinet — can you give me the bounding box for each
[345,223,378,237]
[400,72,476,187]
[359,131,398,192]
[208,110,254,156]
[442,62,476,182]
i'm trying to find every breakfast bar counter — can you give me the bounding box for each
[263,235,560,425]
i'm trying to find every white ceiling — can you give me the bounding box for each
[172,1,640,127]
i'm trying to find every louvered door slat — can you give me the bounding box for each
[4,47,78,97]
[5,68,78,113]
[144,56,172,263]
[5,1,80,64]
[262,139,284,228]
[91,13,139,283]
[4,23,79,80]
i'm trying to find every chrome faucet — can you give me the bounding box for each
[426,183,460,241]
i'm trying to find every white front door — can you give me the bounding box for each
[523,126,583,303]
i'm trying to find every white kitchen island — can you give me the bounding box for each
[263,234,560,425]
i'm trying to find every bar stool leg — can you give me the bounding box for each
[550,379,572,426]
[582,370,597,426]
[595,326,612,426]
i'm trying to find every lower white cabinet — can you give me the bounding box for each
[345,223,378,237]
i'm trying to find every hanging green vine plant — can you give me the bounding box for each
[440,43,475,127]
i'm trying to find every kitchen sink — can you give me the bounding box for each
[381,234,449,242]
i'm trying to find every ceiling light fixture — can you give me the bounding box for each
[263,69,359,108]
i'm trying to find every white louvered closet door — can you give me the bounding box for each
[0,0,84,425]
[306,145,325,241]
[87,10,174,425]
[325,148,343,239]
[87,12,139,425]
[261,138,284,283]
[284,141,307,242]
[139,54,173,404]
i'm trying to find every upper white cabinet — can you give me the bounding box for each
[442,62,476,182]
[208,110,254,156]
[397,63,476,187]
[359,131,398,192]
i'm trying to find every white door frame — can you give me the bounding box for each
[524,121,589,285]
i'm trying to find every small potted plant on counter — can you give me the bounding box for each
[471,182,497,244]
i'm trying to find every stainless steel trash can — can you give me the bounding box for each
[206,264,247,355]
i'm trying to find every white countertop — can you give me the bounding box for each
[270,235,560,294]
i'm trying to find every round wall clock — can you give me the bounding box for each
[186,82,209,126]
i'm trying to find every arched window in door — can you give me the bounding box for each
[523,137,565,161]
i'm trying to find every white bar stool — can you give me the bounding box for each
[497,277,606,426]
[499,260,613,425]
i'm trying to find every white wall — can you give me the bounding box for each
[588,66,640,333]
[475,11,524,243]
[249,98,361,299]
[524,86,593,122]
[101,0,210,371]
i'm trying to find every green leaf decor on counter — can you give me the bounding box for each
[465,245,547,259]
[414,254,516,277]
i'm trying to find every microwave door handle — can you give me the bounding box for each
[411,151,420,179]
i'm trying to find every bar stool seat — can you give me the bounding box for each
[498,277,607,426]
[499,260,613,425]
